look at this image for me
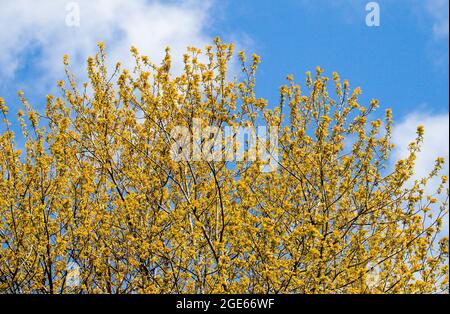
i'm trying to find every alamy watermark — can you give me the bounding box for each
[65,2,80,27]
[170,119,279,172]
[366,2,380,27]
[66,262,80,289]
[366,262,381,290]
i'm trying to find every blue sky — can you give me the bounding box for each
[213,0,448,119]
[0,0,448,185]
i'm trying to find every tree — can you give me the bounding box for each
[0,39,448,294]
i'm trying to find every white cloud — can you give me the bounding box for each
[424,0,449,40]
[392,111,449,184]
[391,112,449,236]
[0,0,215,92]
[391,111,449,235]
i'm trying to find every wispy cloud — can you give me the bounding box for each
[414,0,449,67]
[424,0,449,40]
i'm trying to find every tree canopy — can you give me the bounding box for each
[0,39,448,293]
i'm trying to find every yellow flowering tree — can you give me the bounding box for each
[0,39,448,293]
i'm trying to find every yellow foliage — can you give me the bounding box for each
[0,40,448,294]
